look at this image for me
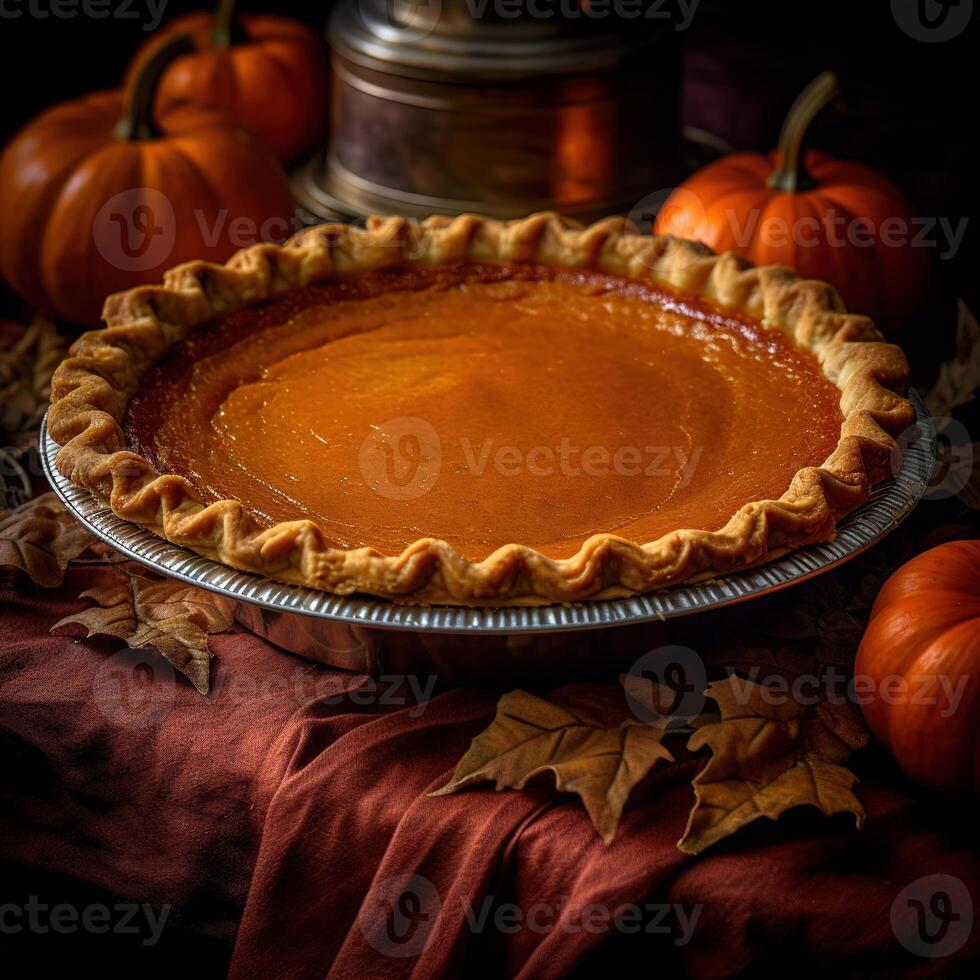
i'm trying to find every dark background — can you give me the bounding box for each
[0,0,975,371]
[0,4,976,977]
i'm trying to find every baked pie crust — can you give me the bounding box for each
[48,213,914,605]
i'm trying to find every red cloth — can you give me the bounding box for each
[2,566,979,977]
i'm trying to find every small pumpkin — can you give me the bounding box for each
[0,35,295,329]
[655,72,929,329]
[855,540,980,793]
[126,0,328,165]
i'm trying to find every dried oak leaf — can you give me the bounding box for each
[430,689,673,844]
[926,300,980,418]
[678,675,870,855]
[52,572,236,694]
[0,492,97,587]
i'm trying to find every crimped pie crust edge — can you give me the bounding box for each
[47,212,915,605]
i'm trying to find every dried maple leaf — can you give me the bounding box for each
[51,571,236,694]
[431,689,673,843]
[0,314,65,452]
[926,300,980,418]
[0,492,97,587]
[678,675,870,855]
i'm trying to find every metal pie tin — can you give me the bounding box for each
[41,393,935,638]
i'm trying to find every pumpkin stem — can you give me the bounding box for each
[211,0,243,49]
[116,34,196,142]
[766,71,840,194]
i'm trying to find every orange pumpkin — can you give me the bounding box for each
[855,540,980,793]
[126,0,328,165]
[0,35,295,329]
[655,72,929,329]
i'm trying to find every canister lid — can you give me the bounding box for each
[329,0,674,80]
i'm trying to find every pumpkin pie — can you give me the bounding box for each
[48,213,914,604]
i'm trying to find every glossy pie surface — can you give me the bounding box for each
[126,263,843,560]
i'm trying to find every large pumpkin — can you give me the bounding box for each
[655,72,929,329]
[0,35,295,329]
[855,540,980,793]
[126,0,328,165]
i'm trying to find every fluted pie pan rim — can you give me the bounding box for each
[47,212,915,605]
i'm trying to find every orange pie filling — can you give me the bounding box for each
[124,263,844,561]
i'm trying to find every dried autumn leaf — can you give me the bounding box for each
[926,300,980,418]
[678,675,870,855]
[702,644,816,685]
[0,314,65,452]
[956,442,980,511]
[430,689,673,844]
[52,571,236,694]
[619,672,710,731]
[760,565,896,666]
[0,491,97,587]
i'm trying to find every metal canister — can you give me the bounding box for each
[293,1,683,222]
